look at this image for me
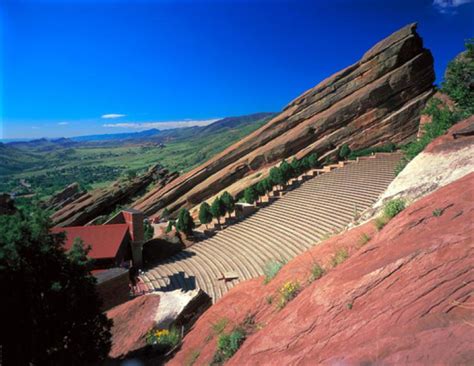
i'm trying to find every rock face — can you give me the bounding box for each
[51,164,178,227]
[133,23,435,218]
[42,182,86,212]
[168,172,474,365]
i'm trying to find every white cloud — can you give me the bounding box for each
[101,113,126,119]
[103,119,220,130]
[433,0,473,13]
[58,122,69,125]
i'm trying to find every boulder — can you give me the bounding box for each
[42,182,85,211]
[133,23,435,218]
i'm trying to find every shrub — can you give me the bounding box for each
[358,233,371,246]
[220,191,235,217]
[383,198,405,219]
[166,219,175,233]
[374,215,389,231]
[338,144,351,159]
[331,248,349,267]
[255,180,267,198]
[211,318,229,335]
[269,166,285,188]
[309,263,324,282]
[162,207,170,220]
[433,208,443,217]
[145,327,181,351]
[199,202,213,228]
[277,280,300,309]
[263,260,284,284]
[279,159,294,183]
[212,328,246,365]
[243,186,258,204]
[290,157,303,176]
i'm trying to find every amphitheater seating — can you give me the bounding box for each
[140,153,402,302]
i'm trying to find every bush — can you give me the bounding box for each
[263,260,284,284]
[269,166,285,188]
[433,208,443,217]
[146,327,181,351]
[255,180,267,198]
[338,144,351,159]
[277,280,300,309]
[166,219,175,233]
[331,248,349,267]
[374,215,389,231]
[290,157,303,176]
[212,328,246,365]
[175,208,195,235]
[210,197,226,225]
[279,159,294,183]
[243,186,258,204]
[383,198,405,219]
[309,263,324,282]
[220,191,235,217]
[211,318,229,335]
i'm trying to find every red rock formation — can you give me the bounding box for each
[417,91,455,139]
[134,23,435,218]
[168,173,474,365]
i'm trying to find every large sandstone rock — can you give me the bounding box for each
[168,172,474,365]
[42,182,85,212]
[51,164,178,227]
[133,23,435,218]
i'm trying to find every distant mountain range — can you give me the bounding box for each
[3,112,276,146]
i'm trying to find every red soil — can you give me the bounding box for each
[169,173,474,365]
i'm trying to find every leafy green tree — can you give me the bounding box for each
[199,202,213,229]
[262,178,273,193]
[255,180,267,200]
[290,158,302,177]
[161,207,170,220]
[220,191,235,217]
[175,208,195,236]
[338,144,351,160]
[279,159,294,184]
[0,207,112,365]
[243,186,258,204]
[210,197,226,225]
[307,153,319,168]
[269,166,285,189]
[126,169,137,180]
[442,38,474,115]
[166,219,175,233]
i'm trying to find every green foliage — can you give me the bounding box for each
[126,169,137,180]
[263,259,284,284]
[358,233,371,247]
[210,197,226,223]
[220,191,235,216]
[331,248,349,268]
[338,144,351,159]
[144,220,154,241]
[255,180,267,197]
[212,318,229,335]
[290,157,303,176]
[302,153,319,170]
[433,208,443,217]
[0,207,112,364]
[348,142,396,159]
[243,186,258,204]
[269,166,285,188]
[309,263,325,282]
[166,219,176,233]
[383,198,406,219]
[277,280,300,309]
[279,159,294,183]
[175,208,195,235]
[374,215,389,231]
[262,178,273,193]
[162,207,170,220]
[212,328,246,365]
[145,327,181,351]
[442,38,474,114]
[347,302,353,310]
[199,202,213,227]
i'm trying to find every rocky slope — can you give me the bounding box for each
[133,23,435,218]
[51,164,177,227]
[168,172,474,365]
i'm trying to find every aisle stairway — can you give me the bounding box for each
[140,153,402,302]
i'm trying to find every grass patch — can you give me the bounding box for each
[358,233,371,247]
[184,349,201,366]
[383,198,406,219]
[211,328,246,365]
[277,281,300,309]
[309,263,324,282]
[433,208,443,217]
[331,248,349,268]
[211,318,229,335]
[263,260,284,284]
[374,215,389,231]
[347,302,353,310]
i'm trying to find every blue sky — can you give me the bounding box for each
[1,0,473,139]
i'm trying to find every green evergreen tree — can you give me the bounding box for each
[199,202,213,229]
[308,153,319,168]
[243,186,258,204]
[0,207,112,365]
[220,191,235,217]
[161,207,170,220]
[290,157,302,177]
[255,180,267,200]
[166,219,175,233]
[279,159,294,184]
[210,197,226,225]
[262,178,273,193]
[175,208,195,236]
[269,166,285,189]
[338,144,351,160]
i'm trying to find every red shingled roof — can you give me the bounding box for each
[51,224,130,259]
